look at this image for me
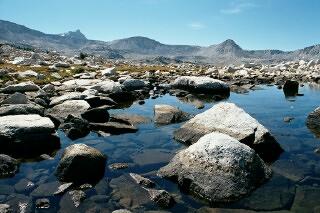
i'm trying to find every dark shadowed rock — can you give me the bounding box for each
[81,106,110,123]
[55,144,107,183]
[60,115,90,140]
[90,122,138,135]
[283,80,299,97]
[154,104,189,125]
[35,198,50,209]
[0,154,19,178]
[158,132,272,203]
[174,102,283,162]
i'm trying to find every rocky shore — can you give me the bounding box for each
[0,44,320,212]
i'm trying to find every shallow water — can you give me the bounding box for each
[1,84,320,212]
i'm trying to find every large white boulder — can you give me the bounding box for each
[174,102,283,161]
[158,132,272,202]
[171,76,229,94]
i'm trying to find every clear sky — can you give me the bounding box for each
[0,0,319,51]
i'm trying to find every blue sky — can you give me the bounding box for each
[0,0,319,50]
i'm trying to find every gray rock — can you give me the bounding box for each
[0,103,44,116]
[0,154,19,178]
[0,204,12,213]
[35,198,50,209]
[154,104,189,125]
[174,102,283,162]
[1,81,40,93]
[109,163,129,170]
[46,100,90,122]
[101,67,117,76]
[0,92,28,105]
[49,92,86,106]
[158,132,272,203]
[69,190,86,207]
[89,80,122,94]
[146,188,175,208]
[60,115,90,140]
[0,114,59,155]
[306,107,320,137]
[54,182,73,195]
[122,79,146,90]
[31,181,60,197]
[16,70,39,78]
[129,173,155,188]
[172,76,230,94]
[55,144,107,183]
[112,210,132,213]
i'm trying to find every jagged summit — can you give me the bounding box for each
[60,29,87,40]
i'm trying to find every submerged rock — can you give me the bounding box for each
[172,76,230,95]
[129,173,155,188]
[146,188,175,208]
[158,132,272,203]
[174,102,283,162]
[154,104,189,125]
[306,107,320,137]
[55,144,107,183]
[0,154,19,178]
[90,122,138,135]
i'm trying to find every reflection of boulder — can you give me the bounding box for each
[283,80,299,97]
[306,107,320,137]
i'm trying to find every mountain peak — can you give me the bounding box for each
[60,29,87,40]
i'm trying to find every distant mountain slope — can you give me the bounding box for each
[0,19,319,64]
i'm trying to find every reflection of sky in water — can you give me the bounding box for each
[1,84,320,212]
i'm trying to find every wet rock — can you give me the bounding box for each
[79,183,92,190]
[0,92,28,104]
[0,114,60,156]
[291,186,320,212]
[172,76,230,95]
[85,96,116,108]
[0,204,12,213]
[0,154,19,178]
[35,198,50,209]
[111,114,151,126]
[174,102,283,162]
[0,103,44,116]
[122,79,146,90]
[31,181,60,197]
[81,106,110,123]
[129,173,155,188]
[109,163,129,170]
[306,107,320,137]
[154,104,189,125]
[1,81,40,93]
[314,148,320,154]
[146,189,175,208]
[14,179,35,193]
[158,132,272,203]
[55,144,107,183]
[46,100,90,122]
[283,80,299,97]
[138,100,145,105]
[90,122,138,135]
[69,190,86,207]
[54,182,73,195]
[283,116,294,123]
[110,174,151,210]
[39,154,54,160]
[60,115,90,140]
